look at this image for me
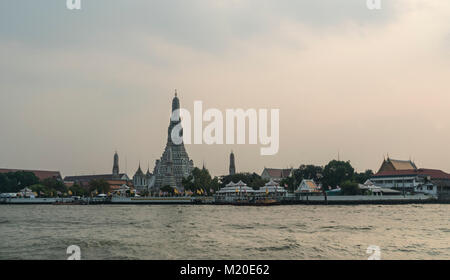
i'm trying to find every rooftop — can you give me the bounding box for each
[263,168,292,178]
[0,168,62,181]
[373,168,450,180]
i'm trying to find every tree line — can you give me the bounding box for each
[180,160,374,196]
[0,171,111,197]
[280,160,374,194]
[1,160,374,197]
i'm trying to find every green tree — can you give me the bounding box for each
[15,171,40,188]
[322,160,355,188]
[41,178,66,192]
[0,173,16,193]
[29,184,50,197]
[0,171,39,193]
[280,176,296,192]
[68,184,88,197]
[353,169,374,184]
[281,164,324,192]
[88,179,110,194]
[340,180,361,195]
[160,185,175,195]
[294,165,323,183]
[182,167,220,195]
[210,177,221,193]
[221,172,267,190]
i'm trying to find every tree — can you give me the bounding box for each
[353,170,374,184]
[294,165,323,183]
[68,184,88,197]
[210,177,221,193]
[0,173,16,193]
[280,176,296,192]
[281,164,324,192]
[29,184,50,197]
[14,171,40,188]
[88,179,110,194]
[160,185,175,195]
[340,180,361,195]
[182,167,222,195]
[41,178,66,192]
[322,160,355,188]
[0,171,39,193]
[221,172,267,190]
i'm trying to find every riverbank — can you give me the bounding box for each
[1,194,448,205]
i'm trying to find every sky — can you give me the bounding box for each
[1,0,450,178]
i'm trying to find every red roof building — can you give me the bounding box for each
[0,168,62,181]
[373,168,450,180]
[377,158,417,173]
[261,168,293,182]
[371,159,450,197]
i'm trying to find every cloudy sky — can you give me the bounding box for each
[1,0,450,177]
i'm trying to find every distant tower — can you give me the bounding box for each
[113,151,119,176]
[153,91,194,190]
[229,151,236,175]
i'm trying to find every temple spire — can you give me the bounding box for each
[154,92,194,191]
[229,151,236,175]
[113,151,119,176]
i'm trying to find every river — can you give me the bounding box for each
[0,204,448,259]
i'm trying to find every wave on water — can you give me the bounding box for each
[319,225,374,231]
[1,204,449,259]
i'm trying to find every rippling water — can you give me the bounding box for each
[0,204,449,259]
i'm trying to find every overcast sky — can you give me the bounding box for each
[1,0,450,177]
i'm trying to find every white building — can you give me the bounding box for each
[295,179,321,193]
[369,157,448,196]
[370,168,450,196]
[216,181,255,202]
[133,164,153,194]
[256,179,287,196]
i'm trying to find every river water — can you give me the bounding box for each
[0,204,448,260]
